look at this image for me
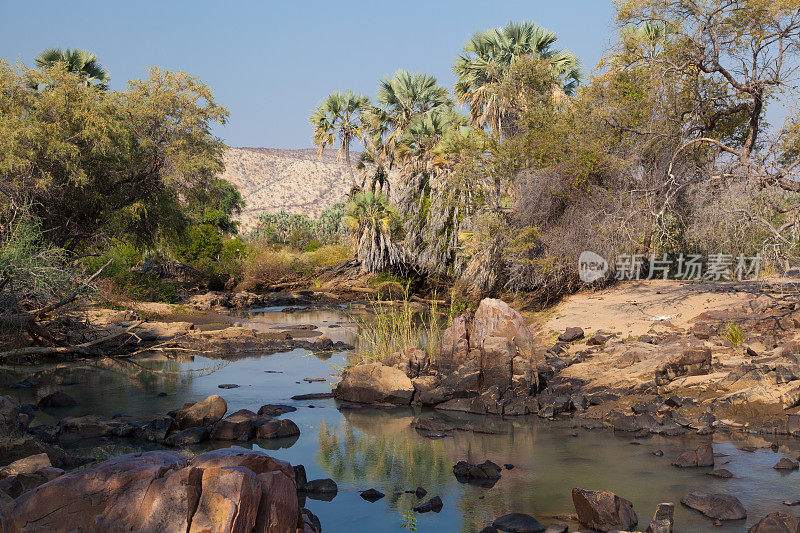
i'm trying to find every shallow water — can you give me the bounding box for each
[236,305,357,344]
[3,343,800,531]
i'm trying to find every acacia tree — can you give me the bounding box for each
[0,62,229,249]
[310,91,370,188]
[617,0,800,251]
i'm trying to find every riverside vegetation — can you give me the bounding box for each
[5,2,800,532]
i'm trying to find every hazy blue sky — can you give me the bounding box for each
[0,1,617,148]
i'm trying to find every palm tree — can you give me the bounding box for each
[310,91,370,187]
[343,191,404,272]
[34,48,110,88]
[454,21,581,132]
[620,21,676,58]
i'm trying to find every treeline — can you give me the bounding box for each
[0,55,247,304]
[311,2,800,304]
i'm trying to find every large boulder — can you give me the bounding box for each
[189,446,295,480]
[680,492,747,520]
[188,466,261,533]
[471,299,540,390]
[254,471,300,533]
[1,447,306,533]
[334,362,414,404]
[492,513,545,532]
[572,487,638,532]
[210,409,263,442]
[437,311,473,374]
[169,395,228,430]
[748,512,800,533]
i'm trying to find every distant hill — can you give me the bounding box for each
[221,147,359,233]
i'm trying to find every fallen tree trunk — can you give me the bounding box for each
[0,320,142,360]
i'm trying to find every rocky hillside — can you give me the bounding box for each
[220,147,358,233]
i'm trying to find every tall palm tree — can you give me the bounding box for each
[454,21,581,132]
[34,48,110,88]
[620,21,676,58]
[358,71,452,192]
[343,191,404,272]
[310,91,370,187]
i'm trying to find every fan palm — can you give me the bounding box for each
[310,91,371,187]
[454,21,581,132]
[34,48,110,88]
[343,192,404,272]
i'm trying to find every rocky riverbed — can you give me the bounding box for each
[3,283,800,532]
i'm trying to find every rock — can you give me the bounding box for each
[707,469,733,479]
[652,450,664,457]
[672,443,714,467]
[664,395,683,408]
[0,453,52,476]
[479,528,499,533]
[413,495,443,513]
[301,478,338,494]
[748,512,800,532]
[680,491,747,520]
[169,394,227,430]
[646,502,674,533]
[257,404,297,417]
[300,508,321,533]
[200,326,256,340]
[360,488,385,502]
[189,446,294,480]
[1,446,303,532]
[57,415,115,444]
[587,333,610,346]
[558,327,585,342]
[37,392,76,408]
[218,383,240,389]
[438,311,473,374]
[453,460,503,483]
[2,451,192,531]
[655,346,712,385]
[0,467,64,498]
[117,414,175,442]
[774,458,799,470]
[572,487,638,532]
[415,486,427,498]
[163,426,210,447]
[543,526,567,533]
[291,393,333,400]
[256,419,300,439]
[470,299,540,388]
[210,409,262,441]
[384,347,428,378]
[312,334,333,350]
[189,466,261,533]
[333,362,414,404]
[10,378,37,389]
[254,470,300,533]
[491,513,545,532]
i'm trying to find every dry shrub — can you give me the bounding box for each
[240,250,293,291]
[302,244,352,268]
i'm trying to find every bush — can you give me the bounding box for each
[240,250,294,291]
[302,244,352,268]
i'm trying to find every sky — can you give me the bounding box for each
[0,1,617,149]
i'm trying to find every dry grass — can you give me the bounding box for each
[239,245,353,291]
[346,298,445,369]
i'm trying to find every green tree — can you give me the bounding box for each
[310,91,370,187]
[454,20,581,132]
[34,48,110,88]
[0,62,229,249]
[343,192,404,272]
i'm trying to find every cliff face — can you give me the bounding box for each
[221,147,355,233]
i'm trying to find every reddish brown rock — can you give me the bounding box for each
[170,394,228,430]
[672,443,714,468]
[572,487,638,532]
[189,446,295,480]
[254,471,299,533]
[333,362,414,404]
[437,311,473,374]
[189,466,261,533]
